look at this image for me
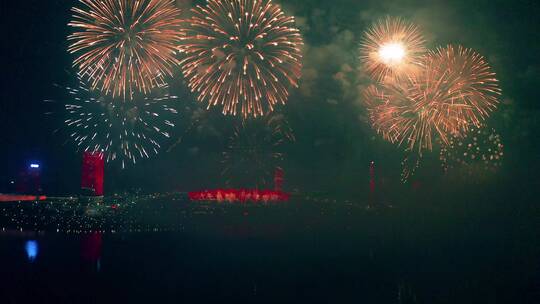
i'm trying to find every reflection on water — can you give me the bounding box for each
[398,282,418,304]
[81,233,103,272]
[24,240,38,262]
[0,188,538,303]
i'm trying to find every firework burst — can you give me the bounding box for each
[360,17,426,82]
[68,0,183,100]
[222,114,294,186]
[179,0,303,118]
[363,45,501,154]
[413,45,501,137]
[49,77,179,169]
[439,126,504,175]
[362,84,437,153]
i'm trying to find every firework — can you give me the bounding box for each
[68,0,183,100]
[363,45,501,154]
[439,126,504,175]
[412,45,501,137]
[222,114,294,186]
[50,77,179,169]
[362,84,437,153]
[179,0,304,118]
[401,152,422,183]
[360,17,426,82]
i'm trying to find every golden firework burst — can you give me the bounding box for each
[68,0,183,100]
[360,17,426,82]
[179,0,304,118]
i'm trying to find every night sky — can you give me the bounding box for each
[1,0,539,194]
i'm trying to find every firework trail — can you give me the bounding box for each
[68,0,183,100]
[179,0,303,118]
[360,17,426,82]
[401,152,422,183]
[48,76,179,169]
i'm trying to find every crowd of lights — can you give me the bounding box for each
[0,195,192,234]
[0,193,380,236]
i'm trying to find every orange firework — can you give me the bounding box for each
[68,0,183,100]
[412,45,501,138]
[179,0,304,118]
[363,45,501,154]
[363,84,437,153]
[360,17,426,82]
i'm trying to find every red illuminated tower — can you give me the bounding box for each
[81,152,104,196]
[369,161,375,208]
[274,167,284,192]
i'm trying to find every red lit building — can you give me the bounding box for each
[81,152,104,196]
[189,168,290,203]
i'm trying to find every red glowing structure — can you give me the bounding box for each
[274,167,284,192]
[189,189,289,203]
[369,161,376,208]
[189,168,290,203]
[81,152,104,196]
[0,194,47,202]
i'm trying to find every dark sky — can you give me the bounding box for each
[1,0,539,194]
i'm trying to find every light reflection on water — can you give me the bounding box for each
[24,240,38,262]
[0,192,537,303]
